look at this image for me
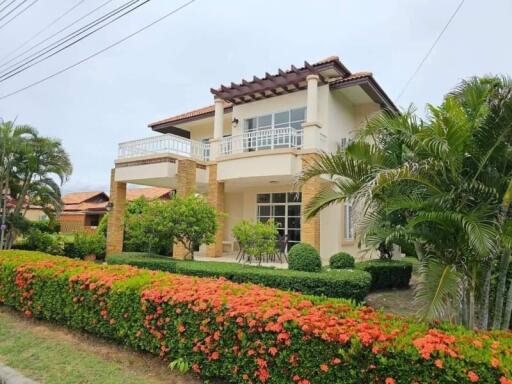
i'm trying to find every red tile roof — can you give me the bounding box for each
[126,187,172,201]
[62,191,106,205]
[148,100,232,128]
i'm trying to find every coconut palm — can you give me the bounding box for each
[0,120,72,248]
[300,76,512,329]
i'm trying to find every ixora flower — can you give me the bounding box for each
[0,250,511,384]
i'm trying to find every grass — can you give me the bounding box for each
[0,306,199,384]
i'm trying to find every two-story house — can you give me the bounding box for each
[106,56,397,261]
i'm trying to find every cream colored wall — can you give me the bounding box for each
[24,208,47,221]
[180,114,232,142]
[326,91,356,152]
[217,152,301,181]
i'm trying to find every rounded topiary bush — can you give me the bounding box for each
[287,243,321,272]
[329,251,355,269]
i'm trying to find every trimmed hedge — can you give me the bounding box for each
[107,252,371,302]
[0,251,511,384]
[329,252,355,269]
[287,243,322,272]
[356,259,413,290]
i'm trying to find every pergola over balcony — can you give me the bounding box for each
[210,57,351,105]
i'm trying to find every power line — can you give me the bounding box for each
[0,0,18,17]
[0,0,114,69]
[0,0,87,63]
[0,0,29,23]
[0,0,38,31]
[0,0,197,100]
[0,0,148,81]
[396,0,465,102]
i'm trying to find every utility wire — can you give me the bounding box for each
[0,0,147,81]
[0,0,38,31]
[0,0,114,69]
[0,0,197,101]
[0,0,87,63]
[0,0,18,17]
[0,0,29,23]
[396,0,465,101]
[0,0,12,8]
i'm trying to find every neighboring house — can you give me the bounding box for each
[59,192,109,233]
[4,196,48,221]
[108,56,397,261]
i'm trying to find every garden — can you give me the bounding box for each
[1,76,512,383]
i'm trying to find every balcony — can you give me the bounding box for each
[118,134,210,162]
[220,127,303,156]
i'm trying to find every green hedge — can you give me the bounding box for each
[1,251,510,384]
[356,259,413,290]
[329,252,355,269]
[107,252,371,302]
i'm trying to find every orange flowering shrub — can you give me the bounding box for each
[0,251,511,384]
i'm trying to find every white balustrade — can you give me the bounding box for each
[220,127,303,155]
[118,134,210,161]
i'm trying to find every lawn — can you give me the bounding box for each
[0,306,199,384]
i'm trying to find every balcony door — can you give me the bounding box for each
[244,107,306,151]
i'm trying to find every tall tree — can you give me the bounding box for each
[0,120,72,248]
[300,76,512,329]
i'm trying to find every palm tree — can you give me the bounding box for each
[299,76,512,329]
[0,120,72,249]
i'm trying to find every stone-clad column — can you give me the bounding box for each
[300,154,321,252]
[106,168,126,256]
[207,164,224,257]
[172,159,197,259]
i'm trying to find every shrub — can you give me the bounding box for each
[107,252,370,301]
[288,243,321,272]
[29,219,60,233]
[17,229,64,255]
[356,259,413,290]
[107,252,177,273]
[330,252,355,269]
[72,232,106,260]
[232,220,278,262]
[0,250,510,384]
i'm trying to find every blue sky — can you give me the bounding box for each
[0,0,510,193]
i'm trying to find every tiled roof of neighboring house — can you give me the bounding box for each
[63,201,109,212]
[148,100,232,128]
[126,187,173,201]
[62,191,106,205]
[61,191,109,213]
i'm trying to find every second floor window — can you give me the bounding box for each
[244,107,306,132]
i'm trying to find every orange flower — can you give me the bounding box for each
[467,371,479,383]
[385,378,396,384]
[434,359,443,369]
[320,364,329,372]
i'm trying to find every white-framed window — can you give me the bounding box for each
[244,107,306,132]
[344,200,354,240]
[256,192,302,247]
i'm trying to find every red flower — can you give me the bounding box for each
[385,378,396,384]
[434,359,443,369]
[467,371,479,383]
[320,364,329,373]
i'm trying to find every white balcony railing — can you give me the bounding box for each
[220,127,303,156]
[118,134,210,161]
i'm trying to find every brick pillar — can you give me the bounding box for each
[301,154,321,251]
[106,168,126,256]
[207,164,224,257]
[172,159,197,259]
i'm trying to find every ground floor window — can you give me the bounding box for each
[256,192,301,247]
[344,200,354,240]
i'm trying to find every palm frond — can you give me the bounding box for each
[414,259,462,322]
